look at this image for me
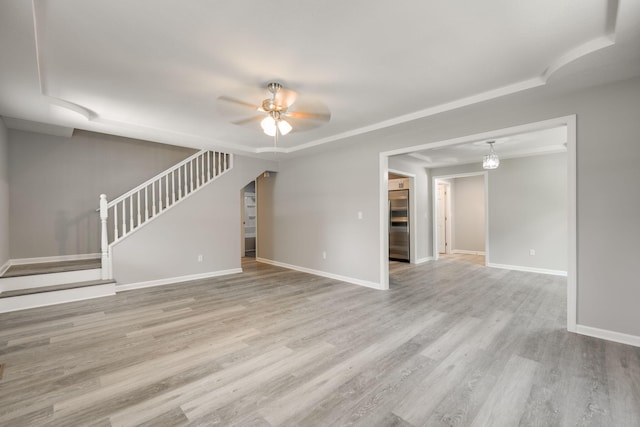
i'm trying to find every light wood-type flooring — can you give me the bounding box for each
[1,258,639,426]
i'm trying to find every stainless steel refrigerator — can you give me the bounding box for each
[389,189,409,261]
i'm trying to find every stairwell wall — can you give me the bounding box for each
[110,155,277,286]
[0,118,9,270]
[8,129,196,259]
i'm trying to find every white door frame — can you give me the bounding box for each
[436,181,451,256]
[379,115,577,333]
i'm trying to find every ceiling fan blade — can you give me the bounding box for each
[274,87,298,109]
[231,116,263,126]
[284,116,330,132]
[284,111,331,122]
[218,95,260,110]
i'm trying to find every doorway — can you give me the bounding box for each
[241,181,256,258]
[433,173,487,264]
[379,115,577,332]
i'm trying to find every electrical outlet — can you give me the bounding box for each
[197,254,203,262]
[322,251,327,259]
[529,249,536,256]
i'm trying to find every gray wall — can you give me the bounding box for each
[0,118,9,268]
[259,142,381,284]
[490,154,567,271]
[267,75,640,337]
[111,155,276,285]
[8,129,195,259]
[452,175,485,253]
[434,154,567,270]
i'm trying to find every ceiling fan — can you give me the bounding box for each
[217,82,331,140]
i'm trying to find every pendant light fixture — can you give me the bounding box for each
[482,141,500,170]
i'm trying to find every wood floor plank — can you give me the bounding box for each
[0,257,638,426]
[469,354,539,426]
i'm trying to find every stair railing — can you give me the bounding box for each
[99,150,233,279]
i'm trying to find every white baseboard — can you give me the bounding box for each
[487,262,567,277]
[256,257,383,290]
[9,253,101,266]
[415,257,433,264]
[575,324,640,348]
[116,269,242,292]
[452,249,486,255]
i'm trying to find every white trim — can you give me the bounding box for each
[415,257,433,264]
[566,115,577,333]
[379,155,390,289]
[0,283,115,314]
[575,325,640,348]
[8,253,100,266]
[452,249,486,256]
[257,257,383,290]
[0,260,9,276]
[116,269,242,292]
[487,262,567,277]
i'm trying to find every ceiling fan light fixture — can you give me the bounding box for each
[482,141,500,170]
[277,119,292,135]
[261,116,277,136]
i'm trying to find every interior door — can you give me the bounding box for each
[437,183,447,254]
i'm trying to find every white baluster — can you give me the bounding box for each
[206,151,210,181]
[145,186,149,220]
[152,181,157,215]
[99,194,109,280]
[137,191,141,226]
[114,205,119,240]
[172,171,176,203]
[178,167,182,198]
[194,158,198,188]
[200,154,205,184]
[129,196,133,230]
[122,200,127,236]
[165,174,169,208]
[190,161,194,192]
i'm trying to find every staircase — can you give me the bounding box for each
[0,149,233,313]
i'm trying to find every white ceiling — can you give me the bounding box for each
[1,1,639,156]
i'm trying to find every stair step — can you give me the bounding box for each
[1,258,101,278]
[0,279,116,314]
[0,268,103,292]
[0,279,115,298]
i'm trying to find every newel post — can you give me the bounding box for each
[99,194,110,280]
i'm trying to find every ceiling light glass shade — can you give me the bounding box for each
[261,116,277,136]
[483,153,499,169]
[277,119,292,135]
[482,142,500,169]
